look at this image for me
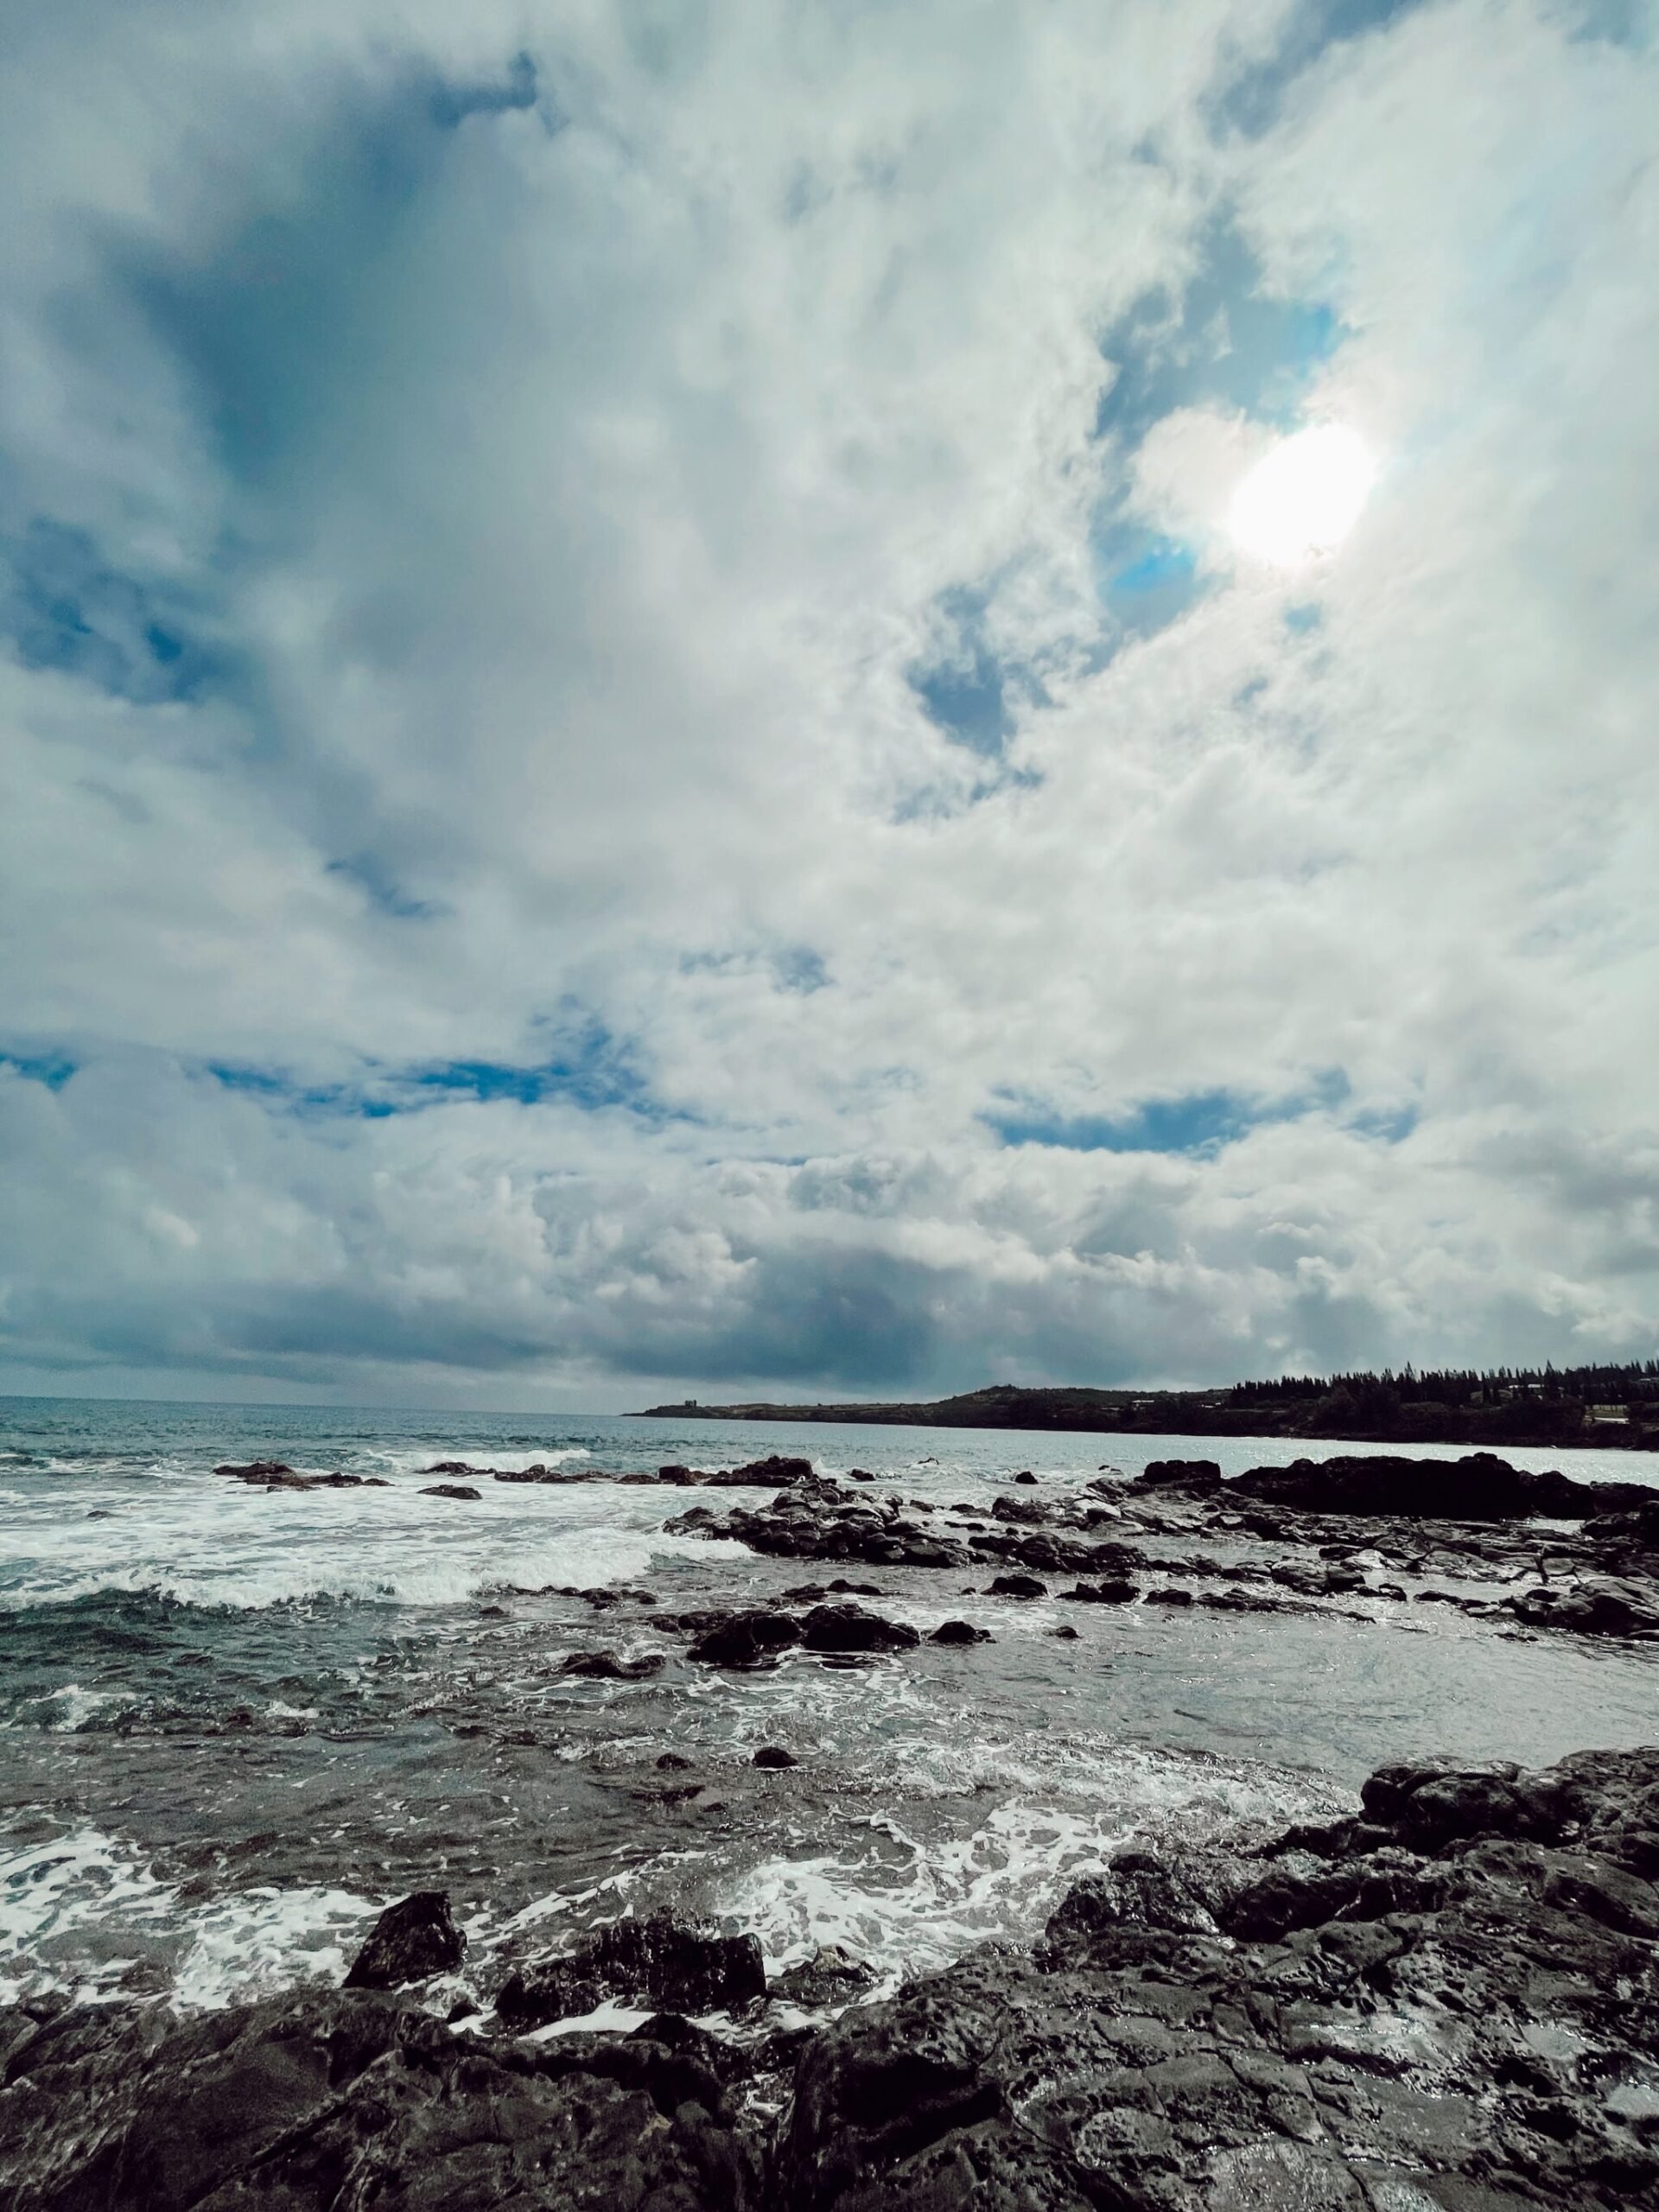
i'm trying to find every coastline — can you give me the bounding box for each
[636,1381,1659,1453]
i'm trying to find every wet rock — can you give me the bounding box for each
[1224,1450,1649,1522]
[216,1461,366,1490]
[1146,1585,1193,1606]
[930,1619,992,1645]
[771,1944,878,2009]
[1061,1577,1139,1604]
[495,1912,767,2028]
[0,1990,757,2210]
[559,1650,667,1681]
[772,1745,1659,2212]
[420,1483,481,1501]
[752,1745,798,1769]
[729,1454,814,1484]
[1504,1577,1659,1638]
[1013,1471,1039,1485]
[1137,1456,1224,1494]
[686,1610,804,1668]
[1050,1624,1078,1639]
[342,1891,465,1989]
[656,1751,694,1770]
[986,1573,1047,1599]
[798,1603,920,1654]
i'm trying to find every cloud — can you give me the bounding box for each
[1,0,1656,1405]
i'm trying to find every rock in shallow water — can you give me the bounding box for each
[343,1891,466,1989]
[798,1602,919,1653]
[495,1912,767,2029]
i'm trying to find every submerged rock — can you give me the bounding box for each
[752,1744,798,1769]
[929,1619,992,1645]
[420,1482,481,1501]
[343,1891,465,1989]
[559,1650,667,1681]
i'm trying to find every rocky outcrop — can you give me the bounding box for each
[798,1603,920,1654]
[215,1462,385,1490]
[1135,1450,1652,1522]
[427,1455,817,1488]
[0,1992,758,2209]
[495,1913,767,2030]
[773,1744,1659,2211]
[344,1891,466,1989]
[674,1459,1659,1645]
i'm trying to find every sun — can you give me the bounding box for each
[1227,423,1376,568]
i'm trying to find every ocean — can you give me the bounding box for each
[4,1395,1656,2023]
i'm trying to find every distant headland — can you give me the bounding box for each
[639,1359,1659,1451]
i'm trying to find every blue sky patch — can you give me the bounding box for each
[1094,522,1205,644]
[908,588,1019,757]
[1209,0,1427,143]
[0,1052,77,1091]
[986,1071,1352,1155]
[1095,217,1344,451]
[1,519,224,704]
[206,1015,675,1123]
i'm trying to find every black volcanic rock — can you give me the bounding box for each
[772,1745,1659,2212]
[798,1603,920,1653]
[930,1619,991,1645]
[216,1461,366,1489]
[687,1610,804,1668]
[559,1650,668,1681]
[752,1745,798,1768]
[495,1912,766,2028]
[0,1990,757,2209]
[420,1482,481,1500]
[343,1891,464,1988]
[986,1573,1046,1599]
[1223,1450,1649,1521]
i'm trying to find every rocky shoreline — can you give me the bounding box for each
[4,1739,1658,2208]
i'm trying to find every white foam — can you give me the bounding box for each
[1,1467,744,1613]
[718,1743,1338,1995]
[0,1821,379,2011]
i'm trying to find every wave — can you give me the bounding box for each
[0,1821,378,2012]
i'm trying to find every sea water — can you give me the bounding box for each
[3,1395,1656,2017]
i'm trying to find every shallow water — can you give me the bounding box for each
[3,1395,1656,2018]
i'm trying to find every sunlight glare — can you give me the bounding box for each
[1228,424,1376,567]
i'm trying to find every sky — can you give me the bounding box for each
[2,0,1657,1410]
